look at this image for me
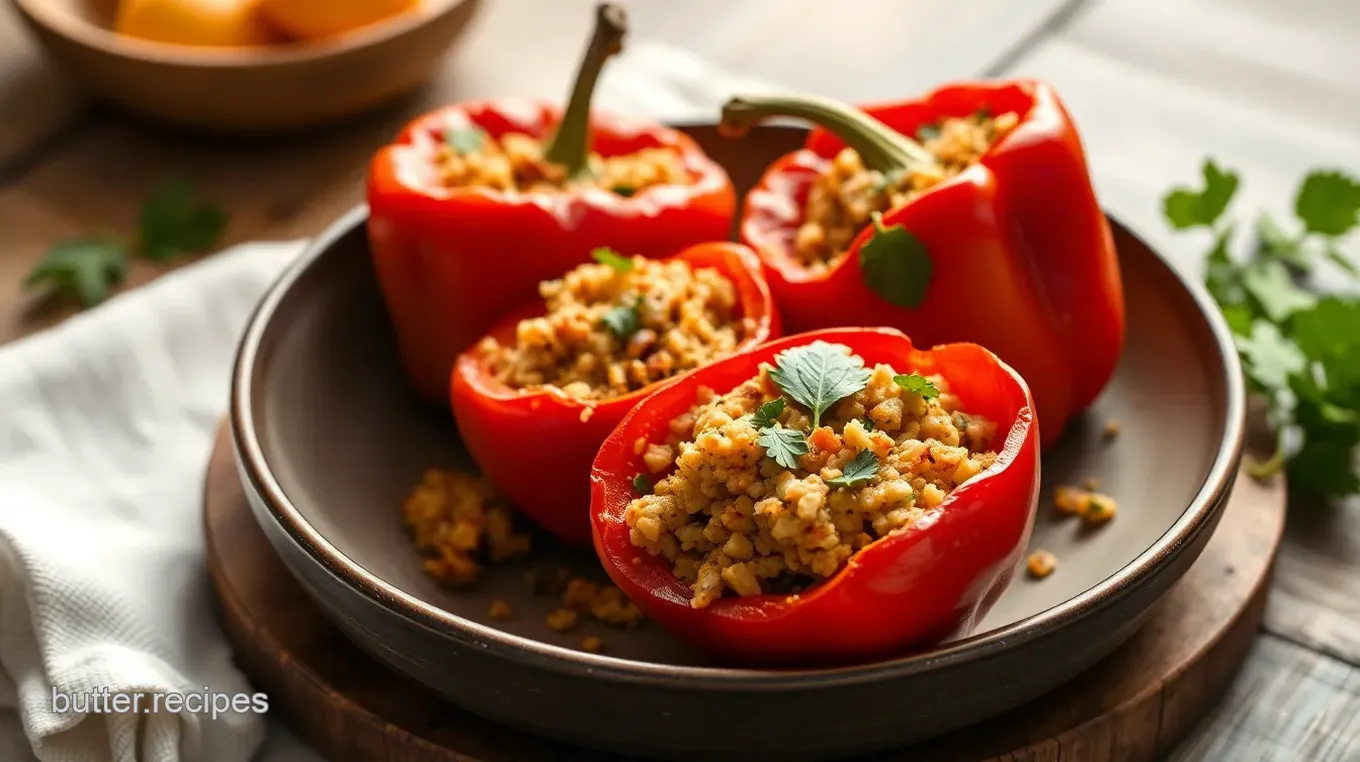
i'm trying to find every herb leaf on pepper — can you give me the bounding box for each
[826,450,880,489]
[1163,160,1360,497]
[859,212,933,309]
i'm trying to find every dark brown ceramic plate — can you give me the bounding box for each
[230,125,1245,761]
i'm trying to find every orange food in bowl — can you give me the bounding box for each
[256,0,421,40]
[114,0,280,47]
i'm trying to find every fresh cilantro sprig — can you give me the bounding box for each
[893,373,940,399]
[768,341,872,430]
[749,398,786,429]
[859,211,933,309]
[826,449,879,488]
[23,179,228,308]
[757,426,809,469]
[445,124,489,155]
[1163,159,1360,497]
[601,298,641,338]
[592,247,634,273]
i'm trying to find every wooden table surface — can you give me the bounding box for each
[2,0,1358,759]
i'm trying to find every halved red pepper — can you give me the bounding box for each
[590,327,1039,665]
[367,4,735,404]
[451,242,780,547]
[720,81,1125,446]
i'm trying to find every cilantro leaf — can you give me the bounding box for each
[749,398,786,429]
[1163,159,1239,229]
[893,373,940,399]
[611,185,637,197]
[1326,246,1358,276]
[768,341,871,429]
[23,237,128,307]
[1235,319,1306,393]
[1292,298,1360,409]
[1221,304,1254,336]
[592,247,634,273]
[601,300,641,338]
[859,211,933,309]
[1204,226,1245,307]
[1288,428,1360,497]
[861,417,875,432]
[915,124,941,142]
[826,450,879,489]
[445,125,488,155]
[1241,259,1317,322]
[1294,170,1360,237]
[138,179,228,262]
[757,426,808,469]
[632,473,652,494]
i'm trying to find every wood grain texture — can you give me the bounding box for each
[203,425,1286,762]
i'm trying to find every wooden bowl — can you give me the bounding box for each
[229,125,1247,759]
[7,0,481,133]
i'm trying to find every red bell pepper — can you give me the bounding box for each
[719,81,1125,446]
[451,242,780,548]
[589,327,1039,665]
[367,3,735,404]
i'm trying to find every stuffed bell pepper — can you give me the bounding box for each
[368,3,736,404]
[589,328,1039,665]
[719,81,1124,445]
[451,243,780,547]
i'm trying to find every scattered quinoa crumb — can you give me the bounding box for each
[1054,485,1118,525]
[546,608,579,632]
[1103,418,1121,439]
[562,577,646,626]
[402,469,532,586]
[581,635,604,653]
[1026,550,1057,579]
[487,599,513,620]
[579,406,596,423]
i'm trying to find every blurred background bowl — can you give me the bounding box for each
[7,0,481,133]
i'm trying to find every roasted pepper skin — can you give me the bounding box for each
[737,81,1124,446]
[589,328,1039,665]
[367,99,736,405]
[451,242,779,548]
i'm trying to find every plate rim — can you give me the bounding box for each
[231,180,1245,690]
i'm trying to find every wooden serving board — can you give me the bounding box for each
[203,426,1287,761]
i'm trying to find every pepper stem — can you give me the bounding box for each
[542,3,628,177]
[719,94,939,174]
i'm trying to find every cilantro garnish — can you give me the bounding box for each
[592,247,634,273]
[1163,160,1360,497]
[757,426,808,469]
[749,398,786,429]
[632,473,652,494]
[611,185,637,197]
[601,298,641,338]
[22,238,127,308]
[893,373,940,399]
[859,211,933,309]
[24,178,227,308]
[915,124,941,142]
[445,125,488,155]
[768,341,871,430]
[826,450,879,489]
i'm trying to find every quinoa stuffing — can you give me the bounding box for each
[547,608,580,632]
[1054,485,1118,525]
[487,599,513,620]
[402,469,532,586]
[477,252,754,402]
[1026,550,1057,579]
[581,635,604,653]
[623,341,1000,609]
[435,126,691,196]
[795,110,1020,270]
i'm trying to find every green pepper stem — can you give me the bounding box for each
[543,3,628,177]
[720,94,939,174]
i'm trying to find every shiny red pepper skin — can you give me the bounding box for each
[738,80,1124,446]
[368,99,736,404]
[590,328,1039,665]
[451,242,780,548]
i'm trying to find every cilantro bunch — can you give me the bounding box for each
[1163,161,1360,496]
[24,179,228,308]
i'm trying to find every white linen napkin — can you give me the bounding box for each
[0,41,780,762]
